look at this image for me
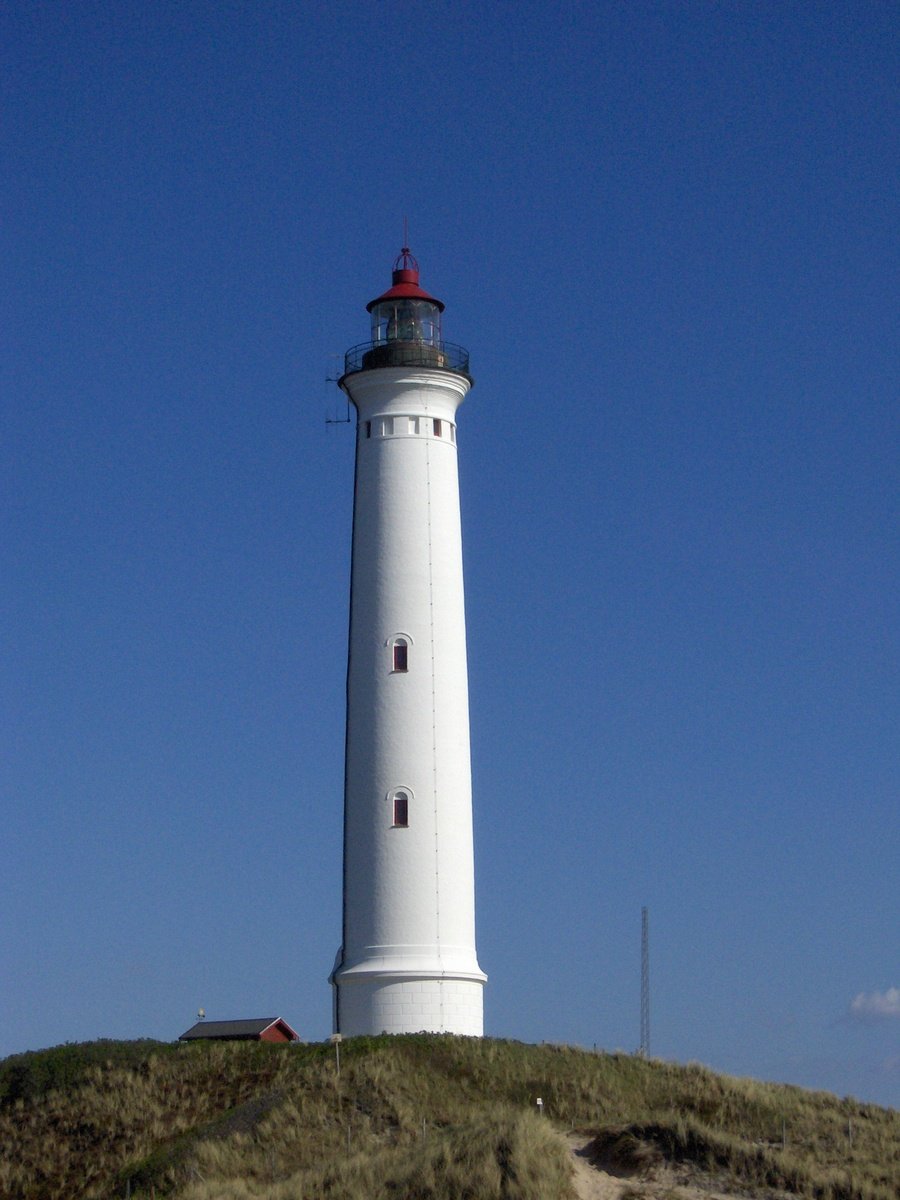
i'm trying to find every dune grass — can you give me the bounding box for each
[1,1035,896,1200]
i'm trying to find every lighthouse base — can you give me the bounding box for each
[337,974,484,1037]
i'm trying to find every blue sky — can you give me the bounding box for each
[3,2,897,1106]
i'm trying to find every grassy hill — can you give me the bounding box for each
[1,1035,896,1200]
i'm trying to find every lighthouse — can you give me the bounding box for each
[330,246,486,1036]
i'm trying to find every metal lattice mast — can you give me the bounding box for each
[640,906,650,1057]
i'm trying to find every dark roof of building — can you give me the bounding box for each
[178,1017,299,1041]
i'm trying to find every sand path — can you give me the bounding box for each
[561,1131,749,1200]
[563,1134,627,1200]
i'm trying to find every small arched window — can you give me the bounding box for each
[392,790,409,828]
[392,638,408,672]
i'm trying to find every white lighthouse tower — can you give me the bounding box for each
[330,246,486,1036]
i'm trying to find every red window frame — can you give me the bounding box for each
[392,641,408,672]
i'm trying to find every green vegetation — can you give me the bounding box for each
[0,1039,177,1108]
[0,1035,896,1200]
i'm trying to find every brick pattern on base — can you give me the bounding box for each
[340,977,484,1036]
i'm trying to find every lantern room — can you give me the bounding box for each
[367,246,444,347]
[341,246,471,379]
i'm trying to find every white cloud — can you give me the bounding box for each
[849,988,900,1022]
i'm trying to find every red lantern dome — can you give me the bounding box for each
[366,246,445,313]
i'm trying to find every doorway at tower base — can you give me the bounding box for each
[338,975,485,1037]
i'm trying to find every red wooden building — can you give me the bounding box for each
[178,1017,299,1043]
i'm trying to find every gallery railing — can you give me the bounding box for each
[343,340,470,377]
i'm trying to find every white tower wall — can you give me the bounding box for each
[333,364,485,1036]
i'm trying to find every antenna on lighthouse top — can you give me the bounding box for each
[393,245,419,277]
[393,217,419,275]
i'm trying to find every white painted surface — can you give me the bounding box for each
[333,366,486,1035]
